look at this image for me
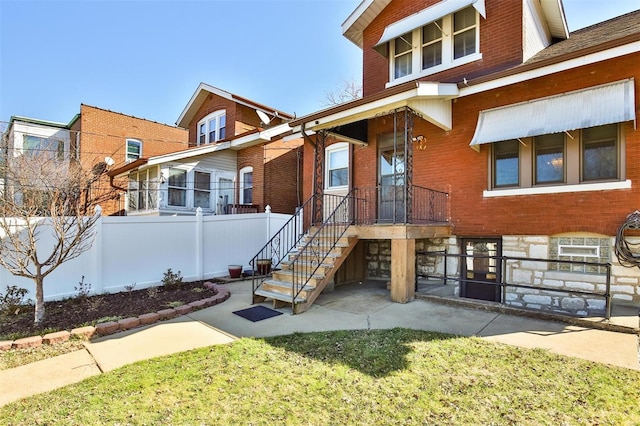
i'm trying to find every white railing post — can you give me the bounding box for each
[265,204,271,241]
[93,205,104,295]
[196,207,204,280]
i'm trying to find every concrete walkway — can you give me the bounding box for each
[1,279,638,407]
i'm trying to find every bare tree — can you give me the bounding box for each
[0,136,117,325]
[321,78,363,107]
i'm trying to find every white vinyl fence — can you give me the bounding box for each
[0,208,293,302]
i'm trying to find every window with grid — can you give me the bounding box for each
[197,110,226,145]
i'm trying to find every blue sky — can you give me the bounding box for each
[0,0,638,128]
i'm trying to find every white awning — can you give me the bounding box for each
[374,0,486,48]
[469,79,636,148]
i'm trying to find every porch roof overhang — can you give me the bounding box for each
[374,0,486,51]
[468,79,636,150]
[291,81,459,137]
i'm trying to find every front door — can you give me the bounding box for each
[460,238,502,302]
[378,135,406,223]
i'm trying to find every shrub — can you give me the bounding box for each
[162,268,183,290]
[74,276,92,300]
[0,285,30,316]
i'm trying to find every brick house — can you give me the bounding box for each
[107,83,303,216]
[254,0,640,315]
[3,106,190,215]
[71,104,189,215]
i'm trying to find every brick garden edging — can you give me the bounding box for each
[0,282,230,351]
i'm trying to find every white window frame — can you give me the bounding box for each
[126,139,142,163]
[193,170,212,209]
[197,110,226,145]
[167,167,188,207]
[239,166,253,205]
[325,142,349,190]
[23,134,65,160]
[387,6,481,87]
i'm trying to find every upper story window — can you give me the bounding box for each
[23,135,64,160]
[490,124,622,192]
[386,6,481,85]
[126,139,142,163]
[325,143,349,189]
[239,166,253,204]
[197,110,226,145]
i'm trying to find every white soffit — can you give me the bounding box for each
[469,79,636,148]
[375,0,486,47]
[539,0,569,39]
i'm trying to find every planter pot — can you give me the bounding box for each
[256,259,272,275]
[228,265,243,279]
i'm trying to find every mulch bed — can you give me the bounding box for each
[1,280,219,340]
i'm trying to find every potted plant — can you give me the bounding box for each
[228,264,243,279]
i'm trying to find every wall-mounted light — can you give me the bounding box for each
[413,135,427,150]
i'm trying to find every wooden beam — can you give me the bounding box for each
[390,239,415,303]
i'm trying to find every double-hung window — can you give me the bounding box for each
[325,143,349,189]
[197,110,226,145]
[194,171,211,208]
[126,139,142,162]
[239,167,253,204]
[168,168,187,207]
[387,6,480,83]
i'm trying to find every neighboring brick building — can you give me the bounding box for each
[288,0,640,314]
[72,104,189,215]
[107,83,303,216]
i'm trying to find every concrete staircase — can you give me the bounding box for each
[253,228,358,314]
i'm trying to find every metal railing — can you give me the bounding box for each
[250,193,351,302]
[288,191,354,312]
[351,185,449,225]
[417,250,613,319]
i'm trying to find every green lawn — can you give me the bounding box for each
[2,328,638,425]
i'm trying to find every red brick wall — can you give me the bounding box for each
[188,94,238,147]
[264,138,304,214]
[414,54,640,237]
[79,105,189,215]
[362,0,523,96]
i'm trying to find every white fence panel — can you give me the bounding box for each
[0,209,294,302]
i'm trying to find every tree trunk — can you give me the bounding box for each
[34,275,45,325]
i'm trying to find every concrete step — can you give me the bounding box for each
[254,287,307,304]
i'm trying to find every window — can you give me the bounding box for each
[535,134,564,184]
[388,6,480,83]
[168,168,187,207]
[394,32,413,78]
[23,135,64,160]
[326,143,349,189]
[422,20,442,69]
[126,139,142,162]
[493,140,519,188]
[239,167,253,204]
[127,168,158,211]
[489,124,622,192]
[194,171,211,208]
[197,110,226,145]
[453,7,477,59]
[549,236,610,274]
[582,124,618,181]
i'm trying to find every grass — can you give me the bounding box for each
[1,328,638,425]
[0,340,87,370]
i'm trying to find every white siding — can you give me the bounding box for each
[522,0,552,62]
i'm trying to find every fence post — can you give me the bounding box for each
[196,207,204,280]
[93,205,104,295]
[265,204,271,241]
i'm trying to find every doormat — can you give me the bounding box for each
[232,306,283,322]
